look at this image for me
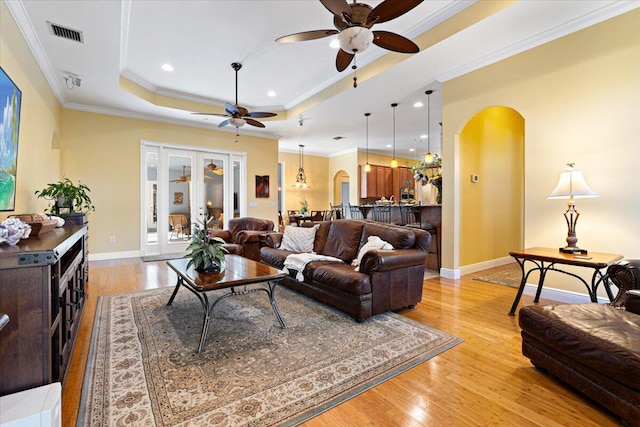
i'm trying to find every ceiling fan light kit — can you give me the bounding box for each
[276,0,422,86]
[192,62,277,136]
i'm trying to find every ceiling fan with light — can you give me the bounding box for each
[276,0,422,86]
[192,62,277,131]
[206,160,224,176]
[170,165,215,183]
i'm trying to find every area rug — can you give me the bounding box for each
[473,263,522,288]
[78,286,462,426]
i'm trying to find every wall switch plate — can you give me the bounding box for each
[270,202,275,208]
[471,174,479,183]
[249,202,258,208]
[109,236,116,243]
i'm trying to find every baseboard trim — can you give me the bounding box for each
[89,250,141,261]
[522,283,609,305]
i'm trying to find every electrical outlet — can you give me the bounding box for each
[471,174,479,183]
[109,236,116,243]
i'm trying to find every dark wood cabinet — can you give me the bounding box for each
[0,225,88,396]
[361,165,393,199]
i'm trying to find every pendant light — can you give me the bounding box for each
[390,103,398,168]
[364,113,371,172]
[424,90,434,164]
[293,144,310,188]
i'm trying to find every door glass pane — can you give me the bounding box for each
[168,155,192,243]
[203,156,225,230]
[145,152,158,244]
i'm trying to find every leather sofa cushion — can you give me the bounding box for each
[306,262,371,295]
[361,222,415,249]
[321,220,365,262]
[260,246,298,270]
[519,303,640,391]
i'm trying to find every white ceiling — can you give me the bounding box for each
[6,0,638,158]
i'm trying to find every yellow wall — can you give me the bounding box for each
[0,0,61,216]
[60,110,278,255]
[443,9,640,294]
[279,150,329,214]
[459,107,524,265]
[328,151,358,205]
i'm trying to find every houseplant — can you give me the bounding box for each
[184,221,228,273]
[35,177,95,215]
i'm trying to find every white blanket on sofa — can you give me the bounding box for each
[283,253,343,282]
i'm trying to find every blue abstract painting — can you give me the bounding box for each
[0,67,21,211]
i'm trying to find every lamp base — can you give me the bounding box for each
[559,246,588,255]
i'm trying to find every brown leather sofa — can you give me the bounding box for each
[518,260,640,425]
[208,217,274,261]
[260,219,431,322]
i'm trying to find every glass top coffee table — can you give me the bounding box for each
[166,255,287,353]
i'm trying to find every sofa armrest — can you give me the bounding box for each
[625,290,640,315]
[235,230,266,245]
[359,249,427,274]
[208,229,232,243]
[607,259,640,306]
[264,232,284,249]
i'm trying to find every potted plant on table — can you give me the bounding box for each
[184,222,228,273]
[35,177,95,215]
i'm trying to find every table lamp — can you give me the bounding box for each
[546,163,599,254]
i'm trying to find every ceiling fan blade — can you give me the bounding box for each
[213,169,224,176]
[320,0,351,18]
[245,118,266,128]
[336,49,354,72]
[372,31,419,53]
[225,103,239,115]
[218,119,230,128]
[236,105,249,116]
[192,112,229,117]
[245,111,277,118]
[276,29,338,43]
[370,0,423,24]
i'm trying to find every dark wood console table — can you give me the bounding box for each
[508,247,623,316]
[0,225,88,396]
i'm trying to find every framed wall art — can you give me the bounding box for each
[255,175,269,198]
[0,67,22,211]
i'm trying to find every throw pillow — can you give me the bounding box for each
[352,235,393,271]
[281,224,319,253]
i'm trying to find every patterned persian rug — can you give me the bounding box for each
[78,286,462,426]
[473,263,522,288]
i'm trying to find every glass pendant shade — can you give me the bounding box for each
[364,163,371,172]
[292,144,310,188]
[338,27,374,54]
[424,152,434,164]
[390,159,398,168]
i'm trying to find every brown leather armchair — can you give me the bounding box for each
[208,217,274,261]
[607,259,640,306]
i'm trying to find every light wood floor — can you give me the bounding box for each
[62,259,620,427]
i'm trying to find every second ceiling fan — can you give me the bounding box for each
[193,62,277,129]
[276,0,422,74]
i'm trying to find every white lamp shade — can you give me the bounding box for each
[547,167,599,199]
[338,27,373,54]
[229,117,246,128]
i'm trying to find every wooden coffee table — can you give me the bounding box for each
[166,255,287,353]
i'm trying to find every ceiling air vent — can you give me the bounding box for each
[47,21,84,43]
[333,136,345,141]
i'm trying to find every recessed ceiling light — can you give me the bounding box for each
[161,63,174,72]
[409,148,415,152]
[386,144,392,148]
[267,90,276,97]
[420,134,427,139]
[329,38,340,49]
[413,101,423,108]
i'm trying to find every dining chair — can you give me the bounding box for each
[310,210,325,221]
[400,204,440,270]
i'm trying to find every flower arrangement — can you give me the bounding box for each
[0,217,31,245]
[300,197,309,214]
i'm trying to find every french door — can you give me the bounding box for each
[141,142,246,256]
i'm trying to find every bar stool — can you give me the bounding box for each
[400,205,440,270]
[372,203,392,223]
[348,203,364,219]
[329,203,344,220]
